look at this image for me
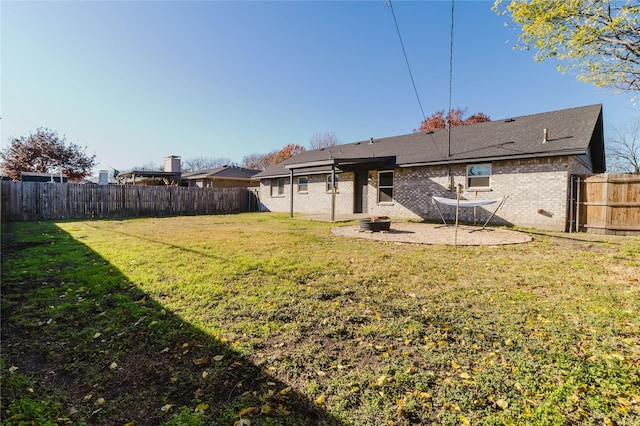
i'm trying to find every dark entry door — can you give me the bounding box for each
[354,171,368,214]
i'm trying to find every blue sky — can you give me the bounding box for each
[2,0,638,174]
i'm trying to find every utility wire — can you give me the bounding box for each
[385,0,426,121]
[447,0,455,157]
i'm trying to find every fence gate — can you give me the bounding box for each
[570,173,640,236]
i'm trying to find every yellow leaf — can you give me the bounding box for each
[83,394,92,401]
[459,372,471,379]
[193,358,209,366]
[170,377,178,383]
[418,392,431,401]
[93,332,101,339]
[109,362,117,370]
[376,375,391,387]
[280,387,291,395]
[406,367,416,374]
[202,371,209,379]
[213,355,224,362]
[236,419,251,426]
[8,366,18,373]
[315,394,326,404]
[160,347,169,353]
[160,404,173,412]
[459,415,471,426]
[195,403,209,413]
[261,404,271,414]
[97,397,105,405]
[496,399,508,410]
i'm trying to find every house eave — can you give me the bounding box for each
[399,149,587,168]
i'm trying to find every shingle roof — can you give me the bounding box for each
[182,165,260,180]
[253,104,605,179]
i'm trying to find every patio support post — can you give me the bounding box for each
[289,169,294,218]
[331,166,336,222]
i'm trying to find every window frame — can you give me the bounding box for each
[326,174,339,192]
[377,170,394,204]
[466,164,491,189]
[297,176,309,193]
[270,178,285,197]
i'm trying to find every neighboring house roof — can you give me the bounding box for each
[253,104,605,179]
[21,171,68,182]
[116,170,180,178]
[181,165,260,180]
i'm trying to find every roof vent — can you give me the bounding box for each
[369,137,374,144]
[504,118,515,123]
[543,128,548,144]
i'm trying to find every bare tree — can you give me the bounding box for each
[607,119,640,174]
[183,157,235,172]
[242,151,277,171]
[309,131,338,150]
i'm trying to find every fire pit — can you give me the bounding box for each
[359,217,391,232]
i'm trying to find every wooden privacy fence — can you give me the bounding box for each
[1,182,258,221]
[570,173,640,236]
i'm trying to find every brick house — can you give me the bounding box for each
[182,165,260,188]
[253,104,605,231]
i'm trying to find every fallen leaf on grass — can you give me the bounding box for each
[375,375,392,387]
[315,394,326,404]
[193,358,209,366]
[496,399,508,410]
[213,355,224,362]
[109,362,117,370]
[195,403,209,413]
[160,404,173,412]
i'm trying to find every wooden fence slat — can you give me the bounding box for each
[1,182,255,221]
[577,173,640,236]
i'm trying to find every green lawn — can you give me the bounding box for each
[1,213,639,425]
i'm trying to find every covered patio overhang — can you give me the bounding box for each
[284,156,395,222]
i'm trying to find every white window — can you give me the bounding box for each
[378,171,394,203]
[270,178,285,197]
[326,174,338,192]
[298,176,308,192]
[467,164,491,188]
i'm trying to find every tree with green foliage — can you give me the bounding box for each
[494,0,640,92]
[1,128,97,181]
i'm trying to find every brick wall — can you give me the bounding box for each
[258,155,592,231]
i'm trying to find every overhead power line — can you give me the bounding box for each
[385,0,426,121]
